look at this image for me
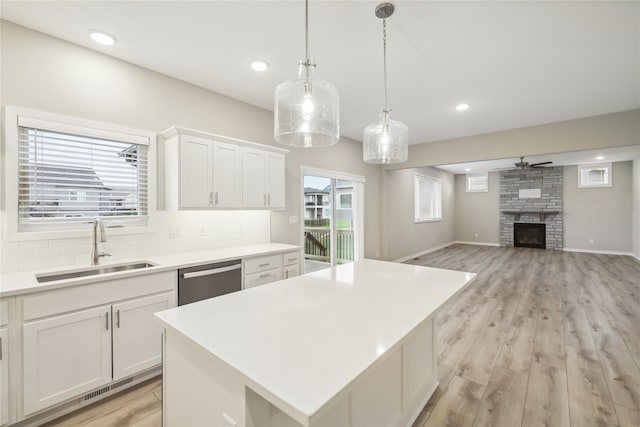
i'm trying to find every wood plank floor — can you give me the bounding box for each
[43,244,640,426]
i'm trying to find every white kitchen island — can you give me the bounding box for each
[155,259,476,427]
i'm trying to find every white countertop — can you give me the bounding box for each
[155,259,476,423]
[0,243,299,297]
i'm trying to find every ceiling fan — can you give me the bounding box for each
[496,156,553,171]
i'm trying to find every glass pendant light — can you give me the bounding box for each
[274,0,339,148]
[363,3,408,164]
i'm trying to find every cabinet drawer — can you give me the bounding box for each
[22,270,176,321]
[282,251,300,267]
[243,255,282,275]
[283,265,300,280]
[244,269,282,289]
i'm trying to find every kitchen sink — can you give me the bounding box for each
[36,261,157,283]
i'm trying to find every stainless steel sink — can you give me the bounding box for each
[36,261,157,283]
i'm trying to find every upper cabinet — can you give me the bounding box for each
[242,148,285,210]
[162,127,287,211]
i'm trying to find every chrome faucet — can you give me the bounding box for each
[91,218,111,265]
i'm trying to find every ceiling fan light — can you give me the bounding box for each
[456,103,470,111]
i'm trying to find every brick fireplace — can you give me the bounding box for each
[499,167,563,250]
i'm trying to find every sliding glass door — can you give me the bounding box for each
[302,168,364,273]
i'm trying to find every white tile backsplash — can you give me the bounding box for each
[1,210,271,273]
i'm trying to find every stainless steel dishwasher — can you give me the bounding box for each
[177,259,242,306]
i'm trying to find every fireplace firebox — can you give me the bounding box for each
[514,223,546,249]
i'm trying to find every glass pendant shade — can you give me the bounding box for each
[274,60,340,148]
[363,110,408,164]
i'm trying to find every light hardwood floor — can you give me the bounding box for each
[43,245,640,427]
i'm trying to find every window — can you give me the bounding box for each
[16,114,151,231]
[337,193,353,209]
[466,172,488,192]
[578,163,612,188]
[414,173,442,222]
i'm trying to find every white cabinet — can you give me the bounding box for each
[163,126,287,211]
[212,141,243,208]
[0,298,9,427]
[179,135,213,208]
[23,306,112,415]
[243,254,282,289]
[243,250,302,288]
[20,271,176,418]
[242,148,286,209]
[112,293,173,380]
[172,135,243,209]
[283,250,301,279]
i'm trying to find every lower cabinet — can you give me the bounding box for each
[19,271,176,420]
[0,326,9,426]
[112,293,172,380]
[243,250,302,289]
[22,305,113,415]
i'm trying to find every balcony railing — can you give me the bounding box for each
[304,228,354,264]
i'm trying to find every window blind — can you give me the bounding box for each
[414,174,442,221]
[18,125,149,228]
[467,173,488,192]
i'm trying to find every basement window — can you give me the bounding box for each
[578,163,612,188]
[414,173,442,222]
[466,172,488,192]
[13,111,153,233]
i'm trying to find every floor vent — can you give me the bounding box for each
[81,376,136,404]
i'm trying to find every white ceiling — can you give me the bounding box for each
[435,145,640,175]
[2,1,639,148]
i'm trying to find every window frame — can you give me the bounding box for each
[466,172,489,192]
[4,106,157,241]
[336,192,353,210]
[414,173,442,223]
[578,162,612,188]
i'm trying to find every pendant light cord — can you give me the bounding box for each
[383,17,389,112]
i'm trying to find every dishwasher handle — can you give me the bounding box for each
[182,263,241,279]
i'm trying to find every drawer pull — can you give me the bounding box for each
[287,258,297,262]
[258,263,270,267]
[259,273,271,279]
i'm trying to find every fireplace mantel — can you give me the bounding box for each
[500,209,562,222]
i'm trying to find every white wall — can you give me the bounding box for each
[0,21,383,272]
[563,161,633,254]
[382,167,455,261]
[632,158,640,260]
[454,172,499,245]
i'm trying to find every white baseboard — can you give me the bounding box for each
[453,241,500,247]
[393,241,456,263]
[563,247,633,257]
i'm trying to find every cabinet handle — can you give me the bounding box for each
[259,263,270,267]
[259,273,271,279]
[287,258,297,262]
[215,192,219,205]
[116,310,121,328]
[285,270,289,279]
[263,194,267,206]
[209,192,213,205]
[105,311,110,331]
[267,194,271,206]
[0,337,2,361]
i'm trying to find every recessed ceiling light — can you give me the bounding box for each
[595,156,604,160]
[465,168,471,172]
[456,103,471,112]
[89,30,116,46]
[250,60,269,72]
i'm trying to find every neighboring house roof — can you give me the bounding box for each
[304,186,330,195]
[31,164,110,190]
